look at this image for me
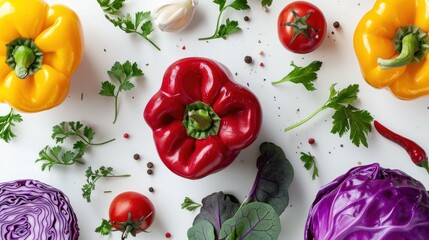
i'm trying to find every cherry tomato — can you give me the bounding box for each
[277,1,327,53]
[109,191,155,239]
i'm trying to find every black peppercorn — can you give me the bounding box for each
[147,169,153,175]
[244,16,250,22]
[244,56,253,64]
[148,187,154,192]
[333,21,340,28]
[147,162,154,168]
[133,154,140,160]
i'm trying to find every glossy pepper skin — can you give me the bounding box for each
[353,0,429,100]
[0,0,83,112]
[144,57,262,179]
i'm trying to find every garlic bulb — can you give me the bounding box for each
[153,0,198,32]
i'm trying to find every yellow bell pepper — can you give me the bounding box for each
[353,0,429,100]
[0,0,83,112]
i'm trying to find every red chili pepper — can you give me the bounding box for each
[144,57,262,179]
[374,120,429,174]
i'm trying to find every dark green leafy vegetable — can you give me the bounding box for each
[96,0,160,50]
[285,84,373,147]
[100,61,143,124]
[82,166,131,202]
[219,202,281,240]
[192,192,240,238]
[260,0,273,7]
[186,142,294,239]
[300,152,319,180]
[199,0,250,40]
[181,197,202,212]
[187,220,216,240]
[36,121,115,171]
[0,108,22,143]
[272,61,322,91]
[246,142,294,215]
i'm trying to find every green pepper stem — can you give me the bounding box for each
[6,38,43,79]
[12,45,36,78]
[419,160,429,175]
[378,33,419,69]
[182,101,221,139]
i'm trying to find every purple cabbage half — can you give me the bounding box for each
[304,163,429,240]
[0,179,79,240]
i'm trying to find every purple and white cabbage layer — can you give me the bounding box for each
[305,163,429,240]
[0,179,79,240]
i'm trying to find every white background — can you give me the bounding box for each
[1,0,429,239]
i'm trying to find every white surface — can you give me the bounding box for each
[1,0,429,239]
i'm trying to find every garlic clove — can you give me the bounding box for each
[153,0,198,32]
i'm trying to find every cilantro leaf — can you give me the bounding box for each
[272,61,322,91]
[217,19,240,39]
[181,197,202,212]
[300,152,319,180]
[260,0,273,7]
[199,0,249,40]
[105,11,160,51]
[285,84,374,147]
[96,0,160,50]
[0,108,22,143]
[36,121,115,171]
[82,166,130,202]
[96,0,125,15]
[95,219,113,235]
[229,0,251,10]
[100,61,143,123]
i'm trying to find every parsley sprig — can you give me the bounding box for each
[100,61,143,124]
[285,84,373,147]
[260,0,273,7]
[95,219,113,235]
[300,152,319,180]
[36,121,115,171]
[199,0,250,40]
[97,0,160,50]
[0,108,22,143]
[272,61,322,91]
[82,166,131,202]
[181,197,202,212]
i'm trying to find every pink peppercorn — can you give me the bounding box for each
[123,133,129,139]
[165,232,171,238]
[308,138,315,145]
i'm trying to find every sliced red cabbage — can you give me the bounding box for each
[304,163,429,240]
[0,179,79,240]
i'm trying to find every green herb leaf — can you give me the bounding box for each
[187,220,216,240]
[260,0,273,7]
[285,84,373,147]
[217,19,240,40]
[272,61,322,91]
[95,219,113,235]
[105,12,160,51]
[100,61,143,123]
[219,202,281,239]
[199,0,248,41]
[181,197,202,212]
[97,0,125,15]
[100,81,116,97]
[229,0,250,10]
[0,108,22,143]
[300,152,319,180]
[82,166,131,202]
[36,121,115,171]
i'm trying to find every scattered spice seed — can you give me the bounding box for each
[123,133,130,139]
[148,187,154,192]
[182,45,186,50]
[165,232,172,238]
[147,169,153,175]
[147,162,154,168]
[244,55,253,64]
[133,154,140,160]
[259,62,265,67]
[244,16,250,22]
[308,138,315,145]
[333,21,340,28]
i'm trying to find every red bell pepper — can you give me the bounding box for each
[144,57,262,179]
